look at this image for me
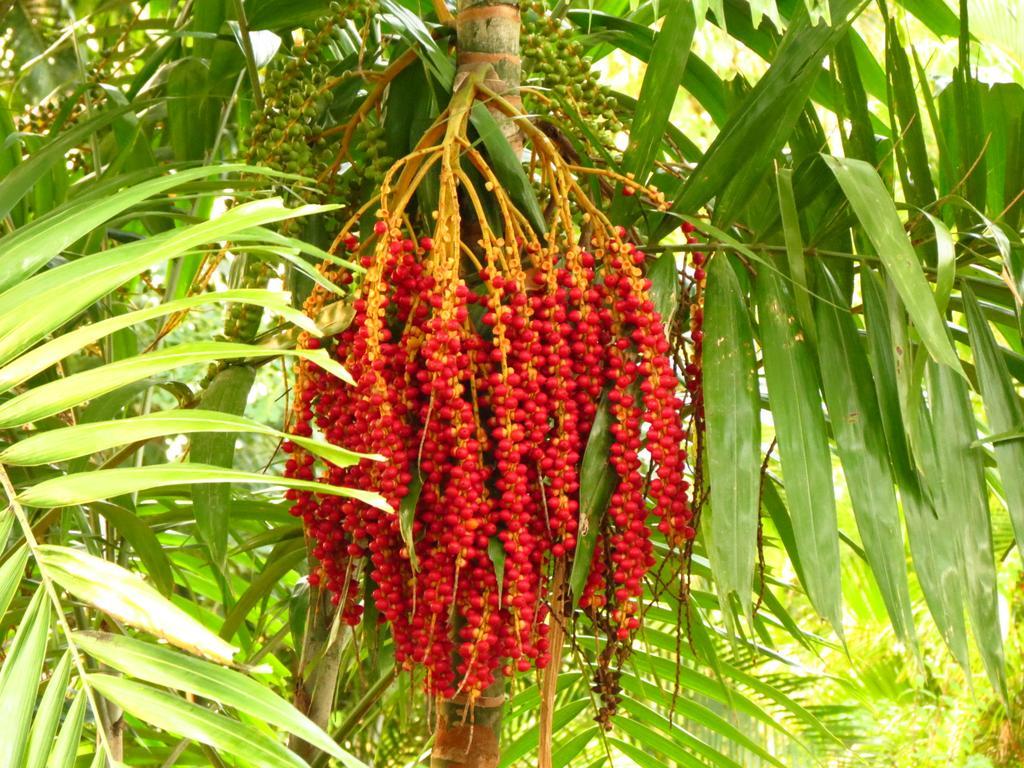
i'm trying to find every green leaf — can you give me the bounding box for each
[87,674,309,768]
[0,287,320,394]
[775,168,815,340]
[35,544,239,664]
[399,475,423,572]
[569,396,615,606]
[19,464,389,512]
[703,254,760,623]
[90,502,176,597]
[0,104,131,222]
[613,706,728,768]
[813,269,915,644]
[864,270,968,664]
[488,536,506,603]
[755,269,842,633]
[611,0,695,219]
[963,286,1024,555]
[167,58,215,162]
[0,409,376,468]
[0,544,30,619]
[0,588,51,768]
[552,726,600,768]
[219,543,306,641]
[655,0,864,237]
[0,197,331,369]
[190,365,256,569]
[929,360,999,696]
[821,155,962,375]
[618,672,786,768]
[923,212,955,314]
[0,165,256,293]
[928,360,1007,701]
[0,343,351,428]
[885,21,937,212]
[497,699,589,768]
[74,632,366,767]
[25,651,72,768]
[47,688,87,768]
[610,738,677,768]
[470,104,546,236]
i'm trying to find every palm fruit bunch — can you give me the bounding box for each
[282,83,701,706]
[521,2,624,145]
[218,0,385,352]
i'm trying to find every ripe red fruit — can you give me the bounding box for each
[285,220,705,700]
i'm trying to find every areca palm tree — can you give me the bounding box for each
[0,0,1021,765]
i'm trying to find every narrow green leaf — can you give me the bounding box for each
[0,165,258,292]
[822,155,962,374]
[399,475,423,572]
[487,536,506,603]
[190,365,256,569]
[775,168,815,340]
[569,396,615,606]
[611,738,681,768]
[613,708,727,768]
[618,672,786,768]
[0,507,13,549]
[0,198,330,369]
[219,544,305,640]
[89,502,176,597]
[0,409,377,468]
[885,22,936,211]
[0,105,130,222]
[928,360,1007,701]
[74,632,366,767]
[552,726,600,768]
[35,545,239,664]
[611,0,695,220]
[47,688,87,768]
[470,104,546,236]
[656,0,864,237]
[963,286,1024,554]
[0,544,30,619]
[0,588,51,768]
[87,674,308,768]
[0,343,350,429]
[864,272,968,665]
[703,254,760,623]
[814,270,915,644]
[19,464,389,512]
[923,211,955,314]
[25,651,72,768]
[497,699,589,768]
[756,270,842,632]
[0,288,320,394]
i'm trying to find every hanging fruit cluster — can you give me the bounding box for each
[213,0,385,359]
[521,3,624,146]
[283,75,703,706]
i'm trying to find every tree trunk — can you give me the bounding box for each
[429,2,522,765]
[290,588,344,761]
[430,676,506,768]
[455,0,522,150]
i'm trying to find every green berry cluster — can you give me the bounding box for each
[331,117,392,213]
[221,0,372,352]
[521,3,624,140]
[209,0,381,390]
[248,37,334,176]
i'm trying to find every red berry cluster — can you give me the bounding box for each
[284,214,699,700]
